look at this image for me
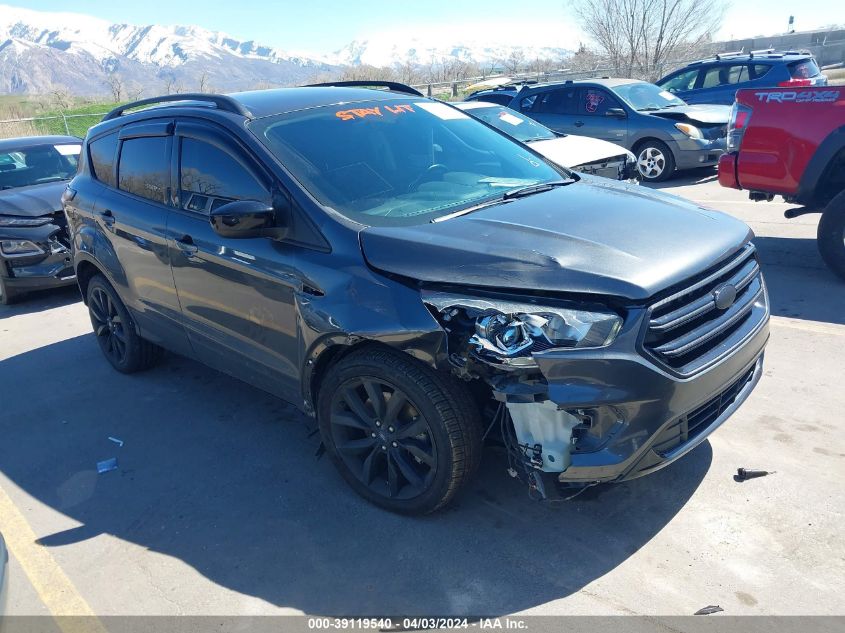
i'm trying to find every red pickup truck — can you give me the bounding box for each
[718,86,845,280]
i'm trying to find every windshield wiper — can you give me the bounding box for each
[431,196,514,223]
[502,179,575,200]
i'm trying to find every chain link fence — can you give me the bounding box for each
[0,112,107,140]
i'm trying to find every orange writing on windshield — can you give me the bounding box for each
[336,107,383,121]
[336,104,415,121]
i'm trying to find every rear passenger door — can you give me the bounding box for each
[518,87,581,134]
[92,121,192,355]
[166,121,301,400]
[576,87,628,143]
[693,64,750,104]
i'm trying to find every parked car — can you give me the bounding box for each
[657,50,827,106]
[507,79,730,182]
[719,85,845,279]
[0,135,81,305]
[455,101,636,180]
[66,85,769,514]
[464,84,522,106]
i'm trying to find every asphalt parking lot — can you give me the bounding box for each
[1,169,844,619]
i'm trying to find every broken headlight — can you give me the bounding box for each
[424,291,622,367]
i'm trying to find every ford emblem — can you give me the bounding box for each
[713,283,738,310]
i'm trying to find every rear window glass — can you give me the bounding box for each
[751,64,772,79]
[789,59,820,78]
[118,137,169,204]
[88,133,119,187]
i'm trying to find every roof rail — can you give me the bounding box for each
[102,94,252,122]
[304,81,424,97]
[749,47,776,58]
[714,49,745,60]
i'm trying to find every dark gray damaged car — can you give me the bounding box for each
[64,86,770,514]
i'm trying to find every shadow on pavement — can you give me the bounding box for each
[641,167,718,190]
[0,334,712,615]
[753,235,845,326]
[0,285,81,319]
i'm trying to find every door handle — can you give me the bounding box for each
[175,234,199,255]
[99,209,115,230]
[574,120,584,127]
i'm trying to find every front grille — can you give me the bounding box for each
[643,244,767,376]
[652,364,756,456]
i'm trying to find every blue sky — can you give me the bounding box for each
[5,0,842,54]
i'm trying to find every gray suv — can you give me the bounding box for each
[509,78,730,182]
[65,84,769,514]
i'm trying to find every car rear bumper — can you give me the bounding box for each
[718,152,740,189]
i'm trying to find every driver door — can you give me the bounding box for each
[166,121,300,400]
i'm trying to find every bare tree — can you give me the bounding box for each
[575,0,725,80]
[198,71,210,93]
[104,74,124,102]
[50,87,74,111]
[504,49,526,75]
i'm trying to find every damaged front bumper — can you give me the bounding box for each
[0,223,75,294]
[497,311,768,488]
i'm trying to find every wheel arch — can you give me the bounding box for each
[302,334,448,416]
[797,127,845,209]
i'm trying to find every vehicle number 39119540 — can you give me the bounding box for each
[308,619,395,630]
[307,618,473,630]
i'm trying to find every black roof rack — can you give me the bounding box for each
[304,81,424,97]
[103,94,252,122]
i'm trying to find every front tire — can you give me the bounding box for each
[635,139,675,182]
[817,190,845,281]
[86,274,162,373]
[317,347,482,514]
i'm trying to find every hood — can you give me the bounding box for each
[529,136,633,168]
[0,181,67,217]
[360,180,752,301]
[649,104,731,125]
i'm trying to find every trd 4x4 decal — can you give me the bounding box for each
[754,90,840,103]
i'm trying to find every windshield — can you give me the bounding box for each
[461,104,557,143]
[613,82,686,111]
[251,98,563,226]
[0,143,81,190]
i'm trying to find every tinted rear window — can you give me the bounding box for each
[118,137,169,204]
[789,59,820,78]
[88,133,119,187]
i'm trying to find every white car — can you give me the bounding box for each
[455,101,637,181]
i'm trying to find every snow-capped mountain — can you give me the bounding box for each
[0,4,335,95]
[331,38,572,68]
[0,4,575,96]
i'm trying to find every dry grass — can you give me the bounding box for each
[824,68,845,86]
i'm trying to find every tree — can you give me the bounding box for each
[575,0,726,80]
[50,87,74,111]
[104,74,124,102]
[504,49,526,75]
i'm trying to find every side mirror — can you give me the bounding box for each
[209,200,286,239]
[605,107,627,118]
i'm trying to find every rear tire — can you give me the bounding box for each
[317,347,482,514]
[86,274,162,373]
[817,190,845,282]
[635,139,676,182]
[0,277,18,306]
